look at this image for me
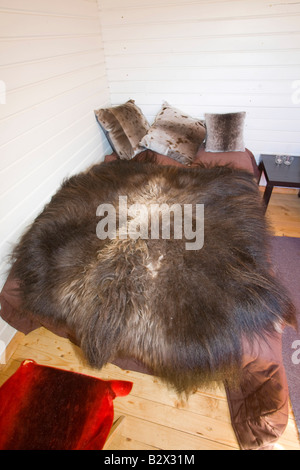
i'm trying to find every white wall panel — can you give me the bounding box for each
[99,0,300,158]
[0,0,110,345]
[0,0,98,16]
[0,12,100,37]
[102,16,300,41]
[0,36,104,66]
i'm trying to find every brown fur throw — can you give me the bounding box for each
[10,160,295,394]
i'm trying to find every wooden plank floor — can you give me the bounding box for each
[264,189,300,238]
[1,190,300,450]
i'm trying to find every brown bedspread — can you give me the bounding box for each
[0,149,294,450]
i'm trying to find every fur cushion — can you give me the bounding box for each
[139,102,206,164]
[94,100,150,159]
[205,112,246,152]
[10,161,295,395]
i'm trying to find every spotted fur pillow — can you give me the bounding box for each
[94,100,150,160]
[205,112,246,152]
[139,102,206,164]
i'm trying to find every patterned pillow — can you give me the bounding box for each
[139,102,206,164]
[94,100,150,160]
[205,112,246,152]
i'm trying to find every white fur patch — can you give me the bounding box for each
[146,254,164,278]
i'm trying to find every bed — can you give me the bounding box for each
[0,101,296,450]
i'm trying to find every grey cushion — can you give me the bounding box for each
[95,100,150,159]
[139,102,206,164]
[205,112,246,152]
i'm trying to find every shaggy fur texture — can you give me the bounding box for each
[10,160,296,394]
[205,112,246,152]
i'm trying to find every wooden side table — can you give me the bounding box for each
[259,154,300,211]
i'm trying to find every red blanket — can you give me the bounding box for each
[0,360,132,450]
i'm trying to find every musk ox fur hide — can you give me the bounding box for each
[10,159,295,395]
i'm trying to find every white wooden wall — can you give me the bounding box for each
[99,0,300,158]
[0,0,110,349]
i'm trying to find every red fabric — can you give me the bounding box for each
[225,333,289,450]
[105,147,259,179]
[193,146,259,178]
[0,360,132,450]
